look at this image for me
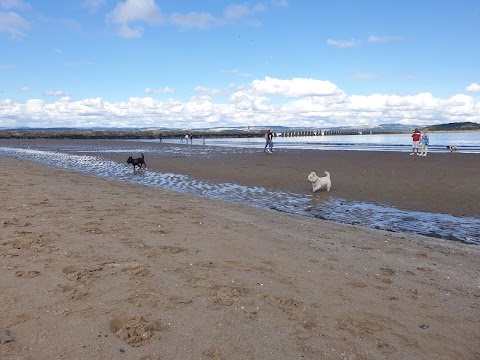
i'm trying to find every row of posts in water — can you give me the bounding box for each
[278,129,372,137]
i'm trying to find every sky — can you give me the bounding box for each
[1,0,480,129]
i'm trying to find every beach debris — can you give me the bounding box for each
[0,329,13,344]
[419,324,429,329]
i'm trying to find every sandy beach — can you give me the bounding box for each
[0,145,479,359]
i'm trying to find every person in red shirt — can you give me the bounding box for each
[410,128,421,155]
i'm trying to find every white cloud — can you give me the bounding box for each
[117,23,143,38]
[43,90,69,97]
[170,12,215,29]
[327,38,359,48]
[145,87,175,94]
[1,78,479,129]
[1,98,13,105]
[108,0,163,24]
[327,35,402,48]
[106,1,286,37]
[169,3,267,29]
[106,0,164,38]
[368,35,403,43]
[223,4,253,22]
[0,11,30,38]
[19,86,31,92]
[466,82,480,92]
[194,86,223,97]
[248,77,342,97]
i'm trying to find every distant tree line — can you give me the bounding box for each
[424,122,480,131]
[0,122,478,139]
[0,129,263,140]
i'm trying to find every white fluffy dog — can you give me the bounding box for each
[307,171,331,192]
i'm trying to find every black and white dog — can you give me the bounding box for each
[446,146,458,152]
[127,153,146,170]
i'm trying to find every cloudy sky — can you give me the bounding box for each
[1,0,479,129]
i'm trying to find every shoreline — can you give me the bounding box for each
[1,145,478,244]
[1,139,479,219]
[1,156,479,359]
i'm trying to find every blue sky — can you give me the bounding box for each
[1,0,479,129]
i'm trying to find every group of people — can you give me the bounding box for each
[159,133,209,145]
[411,128,429,156]
[167,128,431,155]
[166,129,432,155]
[180,134,194,144]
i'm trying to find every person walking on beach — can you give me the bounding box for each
[410,128,421,155]
[159,133,163,143]
[420,130,429,156]
[264,129,274,153]
[268,129,274,153]
[264,131,270,152]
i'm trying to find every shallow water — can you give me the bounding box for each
[1,145,478,245]
[142,132,480,153]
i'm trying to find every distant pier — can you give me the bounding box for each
[279,129,373,137]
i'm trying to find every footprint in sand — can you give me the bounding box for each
[62,265,103,284]
[3,235,49,252]
[60,284,89,300]
[0,329,13,344]
[203,347,222,358]
[109,316,162,347]
[15,270,41,278]
[263,294,317,330]
[104,260,150,277]
[210,285,250,307]
[0,264,17,270]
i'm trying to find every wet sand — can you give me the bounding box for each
[0,149,479,359]
[97,141,479,218]
[3,139,479,218]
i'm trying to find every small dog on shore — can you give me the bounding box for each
[447,146,458,152]
[307,171,331,192]
[127,153,146,170]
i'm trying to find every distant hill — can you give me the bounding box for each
[1,122,478,138]
[425,122,480,131]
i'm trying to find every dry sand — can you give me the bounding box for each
[0,151,479,360]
